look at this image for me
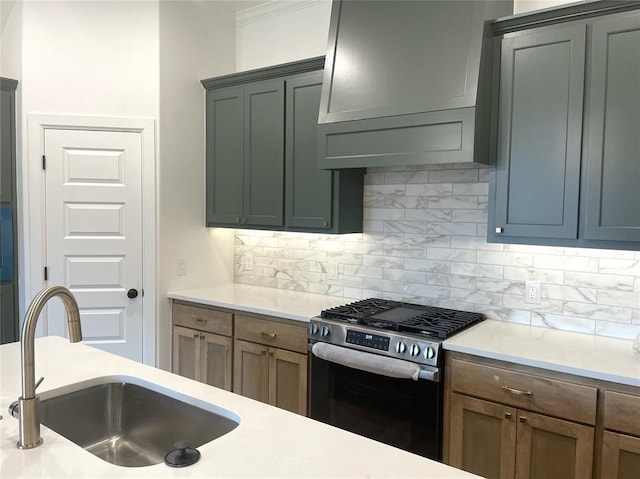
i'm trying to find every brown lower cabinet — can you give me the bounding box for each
[445,353,598,479]
[600,390,640,479]
[448,393,594,479]
[233,339,307,415]
[171,301,308,416]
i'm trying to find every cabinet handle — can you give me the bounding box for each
[235,217,242,224]
[321,219,329,228]
[261,350,267,356]
[519,416,527,423]
[193,333,199,339]
[193,317,206,324]
[200,334,205,339]
[504,412,512,418]
[261,332,277,341]
[495,227,504,234]
[268,351,274,357]
[501,385,533,397]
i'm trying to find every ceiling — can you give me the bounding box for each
[216,0,270,12]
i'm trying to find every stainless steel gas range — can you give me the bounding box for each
[307,298,483,461]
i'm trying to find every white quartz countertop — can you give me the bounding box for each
[167,284,348,322]
[443,319,640,387]
[0,337,481,479]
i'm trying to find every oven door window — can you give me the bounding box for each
[309,354,441,460]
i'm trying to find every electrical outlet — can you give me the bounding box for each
[328,262,338,280]
[525,280,541,304]
[177,258,187,276]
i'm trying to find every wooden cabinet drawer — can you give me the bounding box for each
[604,391,640,436]
[450,359,597,425]
[235,315,307,354]
[172,302,232,336]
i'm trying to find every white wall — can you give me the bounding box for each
[158,0,236,370]
[236,0,331,71]
[0,0,22,80]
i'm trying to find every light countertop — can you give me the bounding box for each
[443,319,640,387]
[0,337,481,479]
[168,284,348,322]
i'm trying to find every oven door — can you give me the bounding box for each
[308,343,442,461]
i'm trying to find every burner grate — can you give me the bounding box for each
[321,299,484,339]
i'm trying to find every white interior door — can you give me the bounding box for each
[44,128,143,362]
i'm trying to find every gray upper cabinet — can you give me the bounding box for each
[202,57,363,233]
[493,25,586,240]
[285,71,363,233]
[489,5,640,250]
[206,79,284,228]
[584,13,640,242]
[317,0,513,169]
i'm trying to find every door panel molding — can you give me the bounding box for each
[24,114,156,365]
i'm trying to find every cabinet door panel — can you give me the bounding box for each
[202,332,232,392]
[285,72,333,230]
[448,393,516,479]
[494,25,585,239]
[601,431,640,479]
[515,411,593,479]
[234,339,269,404]
[172,326,199,381]
[269,348,307,415]
[244,80,284,226]
[206,86,244,225]
[585,13,640,241]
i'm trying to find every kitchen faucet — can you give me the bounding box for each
[10,286,83,449]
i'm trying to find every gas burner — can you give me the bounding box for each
[321,298,483,340]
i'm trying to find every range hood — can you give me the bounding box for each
[317,0,513,169]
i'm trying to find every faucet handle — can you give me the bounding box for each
[35,377,44,391]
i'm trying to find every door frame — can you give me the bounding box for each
[23,113,157,365]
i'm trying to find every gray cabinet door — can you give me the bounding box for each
[243,80,284,227]
[285,71,332,230]
[206,86,244,225]
[584,13,640,241]
[493,25,586,239]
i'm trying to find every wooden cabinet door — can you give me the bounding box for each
[285,71,333,231]
[601,431,640,479]
[492,24,586,241]
[515,410,594,479]
[584,13,640,241]
[201,332,233,392]
[448,393,517,479]
[172,325,200,381]
[206,86,244,226]
[243,79,284,227]
[234,339,270,404]
[269,348,308,415]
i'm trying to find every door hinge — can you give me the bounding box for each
[42,155,46,170]
[44,266,48,281]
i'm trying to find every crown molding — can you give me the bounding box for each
[237,0,328,27]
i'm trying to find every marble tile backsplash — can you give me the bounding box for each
[234,165,640,340]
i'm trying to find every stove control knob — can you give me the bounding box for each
[321,326,330,337]
[409,344,421,357]
[309,323,319,336]
[395,342,407,354]
[424,346,435,360]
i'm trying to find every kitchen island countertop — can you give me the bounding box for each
[0,336,481,479]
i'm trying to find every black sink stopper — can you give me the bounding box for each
[164,440,201,467]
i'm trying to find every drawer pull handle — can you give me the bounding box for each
[193,317,207,323]
[504,412,512,418]
[519,416,527,423]
[262,332,277,340]
[501,385,533,397]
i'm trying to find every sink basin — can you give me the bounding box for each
[39,376,240,467]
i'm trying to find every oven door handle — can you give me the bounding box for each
[311,342,440,382]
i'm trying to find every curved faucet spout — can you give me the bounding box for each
[16,285,83,449]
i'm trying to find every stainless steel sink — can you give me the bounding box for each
[39,377,240,467]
